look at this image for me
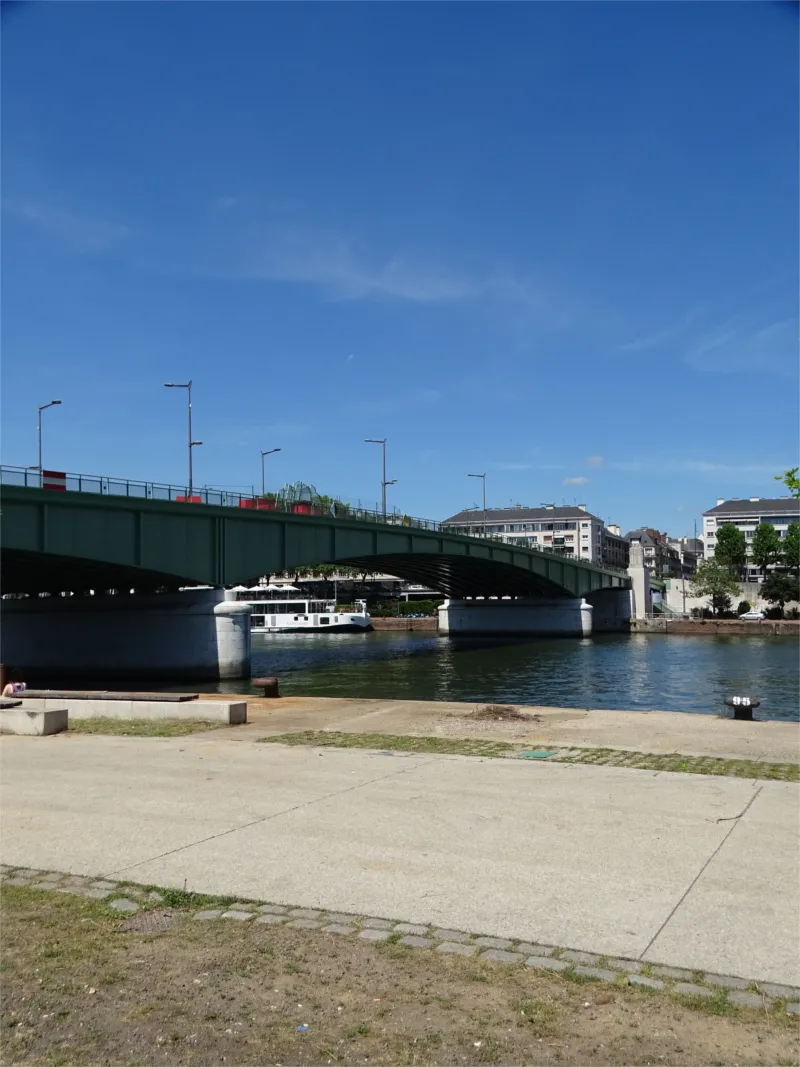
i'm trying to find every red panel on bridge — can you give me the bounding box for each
[42,470,67,491]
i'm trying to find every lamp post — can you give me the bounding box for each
[365,437,390,519]
[468,472,487,537]
[164,381,201,494]
[37,399,62,472]
[260,448,281,497]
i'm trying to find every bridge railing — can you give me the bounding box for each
[0,465,629,576]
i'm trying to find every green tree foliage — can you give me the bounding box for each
[759,572,800,613]
[751,523,783,577]
[775,467,800,499]
[690,559,741,616]
[784,523,800,574]
[713,523,747,577]
[736,600,751,615]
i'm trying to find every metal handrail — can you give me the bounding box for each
[0,464,629,576]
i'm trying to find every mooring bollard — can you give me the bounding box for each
[724,696,761,721]
[254,676,280,698]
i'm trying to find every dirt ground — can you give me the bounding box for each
[1,887,797,1067]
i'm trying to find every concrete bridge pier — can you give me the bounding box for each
[438,597,593,637]
[585,587,632,633]
[0,589,252,685]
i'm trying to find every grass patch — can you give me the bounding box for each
[260,731,799,781]
[1,885,797,1067]
[67,718,225,738]
[260,730,522,758]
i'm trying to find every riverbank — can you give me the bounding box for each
[206,696,800,763]
[370,616,437,630]
[633,618,800,636]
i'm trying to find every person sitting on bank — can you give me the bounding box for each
[2,671,27,697]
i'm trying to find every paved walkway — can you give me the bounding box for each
[216,696,800,763]
[1,733,798,986]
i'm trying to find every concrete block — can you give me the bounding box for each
[288,908,322,919]
[786,1003,800,1016]
[562,950,602,966]
[573,965,618,982]
[756,982,800,999]
[437,942,477,956]
[673,982,713,998]
[286,918,320,930]
[400,935,435,949]
[258,904,286,915]
[193,910,221,921]
[432,928,470,943]
[363,918,394,930]
[728,991,766,1009]
[359,929,391,942]
[1,707,68,736]
[221,910,255,921]
[393,922,428,935]
[255,914,286,925]
[704,973,751,990]
[629,975,664,990]
[325,912,357,924]
[525,956,569,972]
[514,943,554,956]
[56,698,246,724]
[475,937,513,950]
[324,924,357,936]
[480,949,521,964]
[80,888,111,899]
[606,958,642,973]
[109,899,139,913]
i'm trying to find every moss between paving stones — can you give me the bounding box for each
[1,865,797,1022]
[259,731,800,782]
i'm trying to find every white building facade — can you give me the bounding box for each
[703,497,799,581]
[441,504,629,569]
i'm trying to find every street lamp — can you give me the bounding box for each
[164,381,201,494]
[365,437,391,519]
[468,472,487,537]
[260,448,281,497]
[36,400,62,473]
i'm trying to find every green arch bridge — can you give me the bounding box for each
[1,469,630,600]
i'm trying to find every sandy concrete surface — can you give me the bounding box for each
[2,732,797,986]
[208,695,800,763]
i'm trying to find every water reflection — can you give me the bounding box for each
[196,631,799,722]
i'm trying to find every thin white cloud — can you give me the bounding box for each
[586,455,604,468]
[346,353,355,362]
[563,476,589,486]
[3,197,129,252]
[491,462,564,471]
[684,315,797,377]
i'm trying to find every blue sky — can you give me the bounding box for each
[2,1,797,534]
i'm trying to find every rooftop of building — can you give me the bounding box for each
[704,497,800,517]
[442,503,603,525]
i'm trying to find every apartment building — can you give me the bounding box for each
[441,504,630,568]
[703,497,800,581]
[666,536,703,579]
[624,528,682,578]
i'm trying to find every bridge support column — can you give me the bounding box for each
[0,589,252,685]
[585,587,632,633]
[438,598,592,637]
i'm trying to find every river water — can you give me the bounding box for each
[209,632,799,722]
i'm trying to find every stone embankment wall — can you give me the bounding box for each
[632,618,800,636]
[370,617,438,631]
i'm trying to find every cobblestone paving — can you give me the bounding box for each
[2,863,798,1017]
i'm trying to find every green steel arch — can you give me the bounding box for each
[1,484,630,598]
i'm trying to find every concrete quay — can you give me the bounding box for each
[1,718,798,987]
[208,695,800,763]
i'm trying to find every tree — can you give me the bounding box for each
[690,559,741,616]
[713,523,747,578]
[784,523,800,575]
[759,572,800,614]
[751,523,783,578]
[775,467,800,499]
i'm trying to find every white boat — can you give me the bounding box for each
[230,580,372,634]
